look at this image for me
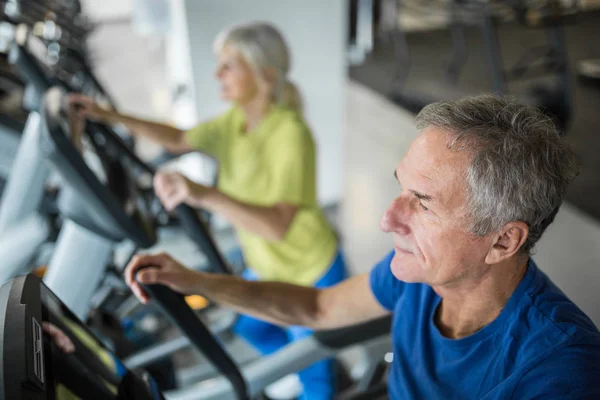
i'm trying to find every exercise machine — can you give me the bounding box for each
[36,85,230,320]
[0,24,116,285]
[33,85,393,398]
[0,274,169,399]
[0,0,96,188]
[0,272,392,399]
[0,26,56,280]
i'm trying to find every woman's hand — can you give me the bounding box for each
[67,93,112,122]
[67,97,86,152]
[125,253,202,304]
[153,171,212,211]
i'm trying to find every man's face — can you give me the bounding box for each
[380,126,493,287]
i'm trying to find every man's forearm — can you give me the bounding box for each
[194,272,324,329]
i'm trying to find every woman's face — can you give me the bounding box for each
[215,45,259,104]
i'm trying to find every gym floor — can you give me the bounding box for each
[86,4,600,328]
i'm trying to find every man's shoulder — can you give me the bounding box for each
[511,340,600,399]
[483,261,600,399]
[523,261,599,339]
[506,261,600,394]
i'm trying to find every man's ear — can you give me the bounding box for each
[485,222,529,264]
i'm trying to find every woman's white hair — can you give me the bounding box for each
[214,22,302,113]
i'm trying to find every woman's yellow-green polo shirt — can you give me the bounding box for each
[185,105,337,286]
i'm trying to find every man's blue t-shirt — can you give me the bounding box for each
[370,250,600,399]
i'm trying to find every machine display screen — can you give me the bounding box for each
[39,284,163,400]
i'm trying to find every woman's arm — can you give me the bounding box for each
[201,189,298,241]
[154,172,298,241]
[68,94,191,153]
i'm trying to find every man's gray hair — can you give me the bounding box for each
[416,95,579,253]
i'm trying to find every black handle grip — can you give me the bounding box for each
[8,43,51,92]
[86,121,148,173]
[174,205,233,275]
[135,270,248,400]
[86,121,233,275]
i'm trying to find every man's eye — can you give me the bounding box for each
[420,203,429,212]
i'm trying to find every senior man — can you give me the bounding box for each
[126,95,600,399]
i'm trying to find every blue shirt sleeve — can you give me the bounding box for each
[369,250,405,311]
[512,344,600,399]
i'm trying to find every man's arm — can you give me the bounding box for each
[511,345,600,399]
[198,271,390,330]
[125,253,389,330]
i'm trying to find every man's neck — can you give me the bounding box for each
[433,257,529,339]
[239,95,272,132]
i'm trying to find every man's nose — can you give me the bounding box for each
[380,196,411,235]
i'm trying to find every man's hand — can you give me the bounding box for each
[43,322,75,354]
[153,171,211,211]
[125,253,201,304]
